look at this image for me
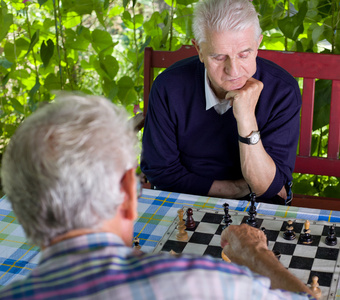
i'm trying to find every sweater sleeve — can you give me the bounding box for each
[256,63,302,199]
[141,76,214,195]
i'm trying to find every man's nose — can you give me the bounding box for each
[224,58,240,77]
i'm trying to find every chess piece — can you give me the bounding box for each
[261,227,268,246]
[246,192,257,227]
[222,203,232,229]
[176,208,188,241]
[325,225,337,246]
[299,220,313,244]
[185,208,196,229]
[310,276,322,299]
[170,250,178,256]
[272,250,281,260]
[133,237,142,251]
[283,220,296,240]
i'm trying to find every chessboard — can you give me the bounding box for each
[152,206,340,300]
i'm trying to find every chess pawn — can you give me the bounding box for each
[325,225,337,246]
[176,209,188,241]
[185,208,196,229]
[310,276,322,299]
[300,220,313,244]
[283,220,296,240]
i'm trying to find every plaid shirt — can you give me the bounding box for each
[0,233,313,300]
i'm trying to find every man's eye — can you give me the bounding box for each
[213,55,226,61]
[239,52,250,59]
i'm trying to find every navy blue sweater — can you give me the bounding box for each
[141,56,301,200]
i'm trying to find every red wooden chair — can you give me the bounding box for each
[139,45,340,209]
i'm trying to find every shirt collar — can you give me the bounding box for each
[204,69,231,114]
[40,232,126,264]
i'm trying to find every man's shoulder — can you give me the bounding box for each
[156,55,203,81]
[256,56,298,86]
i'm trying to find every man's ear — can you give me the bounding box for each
[120,168,138,221]
[192,39,203,63]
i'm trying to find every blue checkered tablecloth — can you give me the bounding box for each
[1,189,340,293]
[135,189,340,253]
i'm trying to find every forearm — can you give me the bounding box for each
[242,248,315,297]
[239,139,276,196]
[221,225,315,297]
[208,179,250,199]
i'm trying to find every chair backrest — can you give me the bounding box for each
[143,45,340,178]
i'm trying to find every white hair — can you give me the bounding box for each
[193,0,262,45]
[1,94,138,247]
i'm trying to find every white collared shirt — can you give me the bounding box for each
[204,69,231,115]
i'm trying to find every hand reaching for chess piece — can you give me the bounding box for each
[220,224,317,298]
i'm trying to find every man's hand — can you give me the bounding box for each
[220,224,317,297]
[226,77,263,137]
[221,224,268,267]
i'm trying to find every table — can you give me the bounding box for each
[1,189,340,296]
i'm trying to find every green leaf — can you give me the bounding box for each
[38,0,49,7]
[25,30,40,57]
[62,0,96,15]
[0,57,13,69]
[117,76,137,105]
[108,6,124,17]
[91,29,114,54]
[122,11,134,29]
[63,12,82,28]
[65,28,90,51]
[10,98,25,114]
[177,0,197,5]
[29,77,41,107]
[0,11,13,43]
[99,55,119,80]
[313,79,331,130]
[277,2,307,41]
[123,0,131,9]
[40,39,54,68]
[312,25,324,45]
[44,73,62,91]
[134,14,143,28]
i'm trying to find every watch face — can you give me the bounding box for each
[250,132,260,144]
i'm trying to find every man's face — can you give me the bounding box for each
[195,28,262,99]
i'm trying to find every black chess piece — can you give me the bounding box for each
[325,225,337,246]
[283,220,296,240]
[185,208,196,229]
[222,203,232,229]
[246,192,257,227]
[261,227,268,246]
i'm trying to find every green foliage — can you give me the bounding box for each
[0,0,339,197]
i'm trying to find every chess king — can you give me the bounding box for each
[0,93,316,299]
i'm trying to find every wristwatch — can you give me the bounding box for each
[238,131,260,145]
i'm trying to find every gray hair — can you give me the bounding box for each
[193,0,262,45]
[1,94,138,247]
